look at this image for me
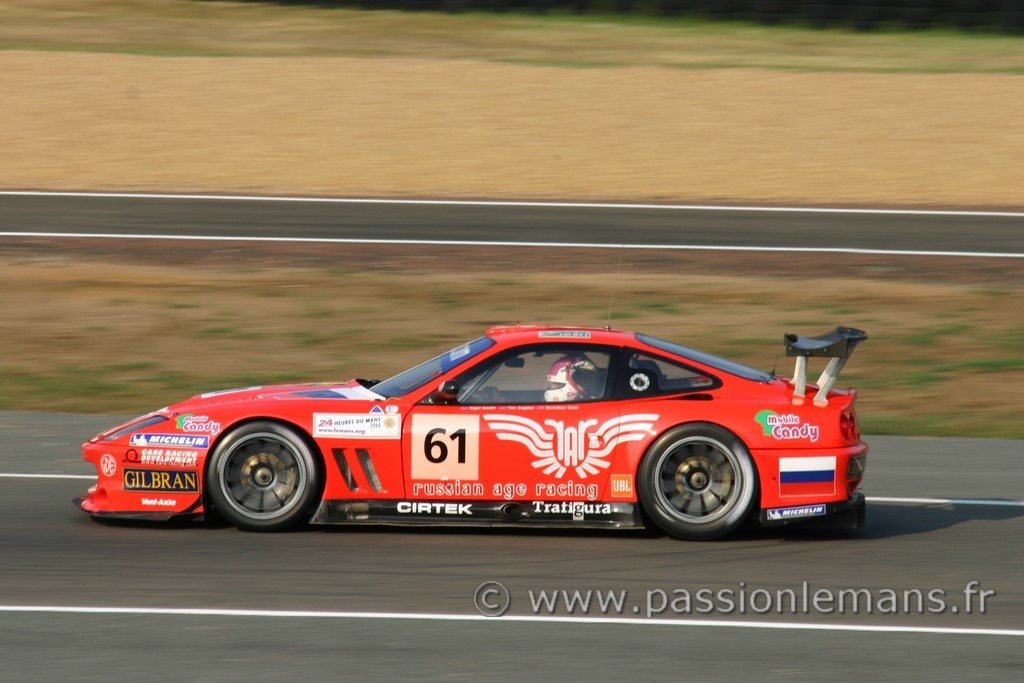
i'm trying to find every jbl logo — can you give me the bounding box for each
[610,474,634,498]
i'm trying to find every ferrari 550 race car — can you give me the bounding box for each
[76,324,868,540]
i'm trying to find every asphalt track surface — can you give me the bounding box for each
[1,192,1023,253]
[1,411,1022,681]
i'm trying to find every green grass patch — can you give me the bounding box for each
[194,326,239,338]
[943,357,1024,373]
[863,410,1023,440]
[912,322,973,346]
[607,309,641,320]
[630,301,684,314]
[0,365,320,413]
[105,361,161,373]
[384,334,451,350]
[990,327,1024,351]
[293,331,335,348]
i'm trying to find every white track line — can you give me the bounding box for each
[1,231,1020,259]
[3,474,1023,508]
[2,190,1023,218]
[0,605,1019,636]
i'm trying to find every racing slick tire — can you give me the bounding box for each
[638,423,758,540]
[206,421,321,531]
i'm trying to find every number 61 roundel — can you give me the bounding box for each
[410,414,480,480]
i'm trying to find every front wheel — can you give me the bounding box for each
[638,423,757,540]
[206,421,321,531]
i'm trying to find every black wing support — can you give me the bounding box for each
[783,327,868,406]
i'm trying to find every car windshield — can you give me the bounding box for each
[636,333,772,383]
[372,337,496,398]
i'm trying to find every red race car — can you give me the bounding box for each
[76,324,868,540]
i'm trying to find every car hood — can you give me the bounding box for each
[168,380,385,412]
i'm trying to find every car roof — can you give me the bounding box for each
[485,324,638,347]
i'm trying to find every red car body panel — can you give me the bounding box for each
[77,325,867,531]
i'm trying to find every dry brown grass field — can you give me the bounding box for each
[1,2,1023,206]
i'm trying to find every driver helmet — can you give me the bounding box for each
[545,355,598,402]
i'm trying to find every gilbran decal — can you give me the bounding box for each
[123,468,199,492]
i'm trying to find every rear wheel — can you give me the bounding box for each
[638,423,757,540]
[206,421,320,531]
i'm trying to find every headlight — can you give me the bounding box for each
[99,414,169,442]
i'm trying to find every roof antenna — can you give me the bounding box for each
[605,245,626,330]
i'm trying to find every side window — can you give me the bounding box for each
[616,351,717,399]
[457,346,613,405]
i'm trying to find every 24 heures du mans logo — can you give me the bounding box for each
[482,414,658,479]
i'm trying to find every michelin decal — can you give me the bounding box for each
[766,504,827,521]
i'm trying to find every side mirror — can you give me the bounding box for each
[434,380,460,403]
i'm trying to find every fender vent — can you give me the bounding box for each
[356,449,383,492]
[331,449,359,492]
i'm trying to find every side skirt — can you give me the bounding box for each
[310,500,644,530]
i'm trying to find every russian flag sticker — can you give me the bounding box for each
[779,456,836,497]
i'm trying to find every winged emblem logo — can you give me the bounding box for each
[482,413,659,479]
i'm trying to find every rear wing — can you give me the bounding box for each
[784,326,868,406]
